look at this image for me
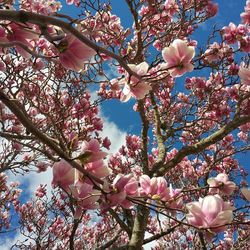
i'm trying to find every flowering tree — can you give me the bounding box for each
[0,0,250,249]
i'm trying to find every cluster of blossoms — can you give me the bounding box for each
[0,0,250,249]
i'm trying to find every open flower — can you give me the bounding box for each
[139,175,182,208]
[242,188,250,201]
[186,195,234,233]
[7,23,38,58]
[58,34,96,72]
[120,62,152,102]
[162,39,195,77]
[77,139,108,164]
[207,173,236,195]
[70,181,101,218]
[107,174,138,208]
[238,63,250,85]
[52,159,78,192]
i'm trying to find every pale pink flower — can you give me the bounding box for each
[52,159,77,191]
[207,173,236,195]
[58,34,96,72]
[242,188,250,201]
[120,62,152,102]
[79,139,108,163]
[70,181,100,218]
[85,160,111,179]
[108,174,138,208]
[7,23,38,58]
[162,39,195,77]
[186,195,234,233]
[238,63,250,85]
[139,175,182,208]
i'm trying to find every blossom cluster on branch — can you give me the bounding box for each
[0,0,250,249]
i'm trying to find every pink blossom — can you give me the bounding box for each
[0,60,6,72]
[120,62,152,102]
[238,63,250,85]
[70,182,101,218]
[52,160,77,191]
[85,160,111,179]
[162,39,195,77]
[242,188,250,201]
[186,195,234,233]
[108,174,138,208]
[7,23,38,58]
[139,175,182,208]
[58,34,96,72]
[207,173,236,195]
[79,139,108,163]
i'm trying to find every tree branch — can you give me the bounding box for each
[156,115,250,176]
[0,10,140,79]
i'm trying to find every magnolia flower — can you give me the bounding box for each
[139,175,182,208]
[85,160,111,179]
[207,173,236,195]
[162,39,195,77]
[70,181,101,218]
[7,23,38,58]
[52,159,79,192]
[242,188,250,201]
[58,34,96,72]
[77,139,108,163]
[238,63,250,85]
[120,62,152,102]
[186,195,234,233]
[107,174,138,208]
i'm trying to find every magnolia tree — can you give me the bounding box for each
[0,0,250,249]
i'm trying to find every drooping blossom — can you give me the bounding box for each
[58,34,96,72]
[162,39,195,77]
[207,173,236,195]
[238,63,250,85]
[120,62,152,102]
[7,23,38,58]
[107,174,138,208]
[242,188,250,201]
[52,159,78,191]
[78,139,108,163]
[70,181,101,218]
[85,160,111,179]
[186,195,234,233]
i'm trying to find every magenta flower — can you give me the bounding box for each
[120,62,152,102]
[238,63,250,85]
[58,34,96,72]
[207,173,236,195]
[186,195,234,233]
[162,39,195,77]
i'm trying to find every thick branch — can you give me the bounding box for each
[156,115,250,176]
[149,93,166,177]
[0,10,140,78]
[128,205,149,250]
[138,100,149,174]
